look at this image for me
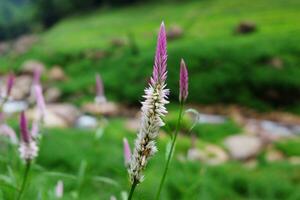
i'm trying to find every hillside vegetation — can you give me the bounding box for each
[1,0,300,110]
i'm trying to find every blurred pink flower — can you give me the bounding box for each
[20,112,30,143]
[33,68,41,86]
[19,112,39,161]
[31,121,39,138]
[0,124,18,144]
[55,180,64,198]
[95,73,106,104]
[179,59,188,102]
[33,85,46,120]
[6,73,15,97]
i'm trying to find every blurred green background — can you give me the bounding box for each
[0,0,300,199]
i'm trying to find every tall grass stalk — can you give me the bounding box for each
[16,161,31,200]
[155,103,184,200]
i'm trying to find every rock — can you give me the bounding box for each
[244,159,257,169]
[21,60,46,74]
[167,25,183,40]
[268,57,283,69]
[85,50,107,60]
[288,156,300,165]
[235,21,257,34]
[11,75,32,100]
[12,35,38,54]
[198,113,226,124]
[76,115,98,129]
[260,120,294,137]
[43,110,69,128]
[47,103,81,126]
[244,119,295,143]
[111,38,126,47]
[82,102,119,116]
[224,135,263,160]
[49,66,66,81]
[0,42,9,55]
[2,101,28,114]
[187,144,228,165]
[266,149,284,162]
[45,87,62,102]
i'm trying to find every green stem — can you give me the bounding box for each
[127,180,138,200]
[16,161,31,200]
[155,103,184,200]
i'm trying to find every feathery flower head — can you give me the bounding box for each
[33,84,46,120]
[6,73,15,97]
[151,22,167,85]
[179,59,188,102]
[123,138,132,166]
[129,22,169,183]
[95,73,106,104]
[19,112,39,161]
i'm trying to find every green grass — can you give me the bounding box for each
[1,0,300,110]
[193,120,241,144]
[275,138,300,157]
[0,119,300,199]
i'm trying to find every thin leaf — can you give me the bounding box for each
[92,176,120,187]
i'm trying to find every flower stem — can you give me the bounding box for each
[128,180,138,200]
[155,103,184,200]
[16,161,31,200]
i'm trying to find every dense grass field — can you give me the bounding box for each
[1,0,300,111]
[1,117,300,200]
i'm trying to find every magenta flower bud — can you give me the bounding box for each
[20,112,30,143]
[179,59,188,102]
[33,68,41,85]
[6,73,15,97]
[33,85,46,119]
[123,138,132,166]
[151,22,167,85]
[95,73,104,97]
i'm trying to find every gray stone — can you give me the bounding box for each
[76,115,98,129]
[224,135,263,160]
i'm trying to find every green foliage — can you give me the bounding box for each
[0,0,34,40]
[275,138,300,156]
[193,120,241,143]
[1,120,299,199]
[1,0,300,110]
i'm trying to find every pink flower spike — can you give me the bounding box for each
[34,85,46,119]
[179,59,189,102]
[20,112,30,143]
[33,68,41,85]
[31,121,39,138]
[123,138,132,166]
[151,21,167,85]
[95,73,104,97]
[6,73,15,97]
[55,180,64,198]
[0,124,18,144]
